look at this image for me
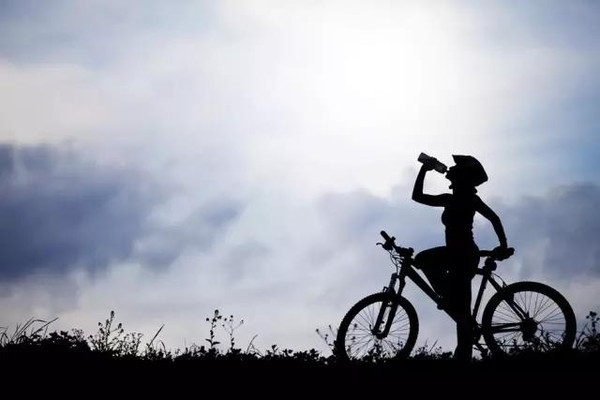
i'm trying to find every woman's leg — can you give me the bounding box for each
[447,246,479,361]
[414,246,449,296]
[451,274,474,361]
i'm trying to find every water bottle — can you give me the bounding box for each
[418,153,447,174]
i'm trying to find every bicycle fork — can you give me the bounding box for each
[373,272,405,339]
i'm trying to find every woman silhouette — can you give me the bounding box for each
[412,154,509,361]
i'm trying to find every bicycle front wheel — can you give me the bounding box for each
[335,293,418,361]
[481,281,576,357]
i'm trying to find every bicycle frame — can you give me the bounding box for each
[375,248,529,355]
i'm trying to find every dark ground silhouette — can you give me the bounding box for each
[0,308,597,399]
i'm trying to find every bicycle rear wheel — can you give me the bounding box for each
[481,281,576,357]
[335,293,418,361]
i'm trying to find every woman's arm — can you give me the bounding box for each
[412,164,449,207]
[477,199,508,248]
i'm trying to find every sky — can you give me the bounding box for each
[0,0,599,355]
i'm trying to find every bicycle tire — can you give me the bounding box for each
[335,293,419,361]
[481,281,576,357]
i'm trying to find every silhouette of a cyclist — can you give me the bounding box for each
[412,154,509,362]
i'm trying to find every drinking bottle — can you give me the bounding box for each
[418,152,447,174]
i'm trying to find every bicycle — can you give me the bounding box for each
[335,230,577,360]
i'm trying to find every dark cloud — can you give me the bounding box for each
[501,183,600,279]
[0,143,246,283]
[0,143,159,282]
[0,145,242,282]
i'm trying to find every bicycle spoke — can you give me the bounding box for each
[533,296,556,319]
[533,294,552,318]
[381,339,400,355]
[351,339,373,357]
[523,290,531,315]
[495,303,520,321]
[539,307,564,323]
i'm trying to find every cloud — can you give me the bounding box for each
[1,1,599,198]
[499,183,600,280]
[134,198,243,268]
[0,1,218,65]
[0,143,159,283]
[0,142,248,284]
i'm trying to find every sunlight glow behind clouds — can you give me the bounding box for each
[2,1,596,196]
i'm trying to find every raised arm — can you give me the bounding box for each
[412,164,449,207]
[476,199,508,248]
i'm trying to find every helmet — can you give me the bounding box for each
[451,155,488,187]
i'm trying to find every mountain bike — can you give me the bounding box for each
[335,230,577,360]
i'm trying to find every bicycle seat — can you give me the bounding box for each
[480,247,515,261]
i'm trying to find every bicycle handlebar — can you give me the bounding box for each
[379,230,414,256]
[380,230,393,242]
[380,230,400,251]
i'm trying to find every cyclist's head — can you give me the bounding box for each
[446,155,488,189]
